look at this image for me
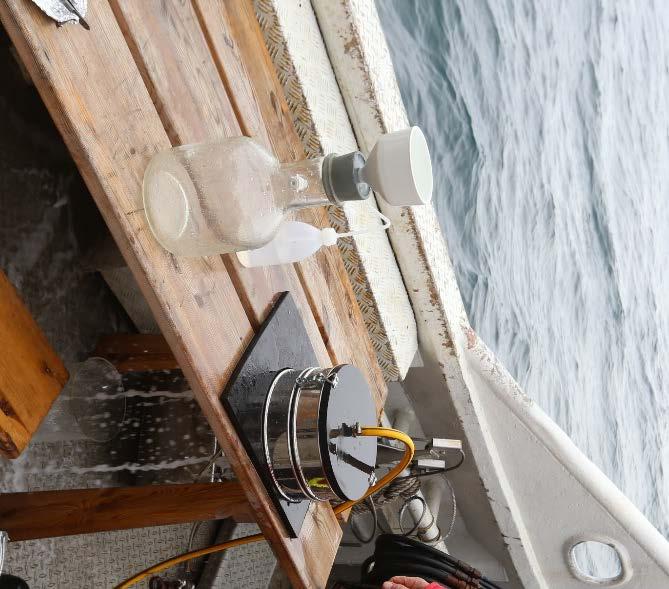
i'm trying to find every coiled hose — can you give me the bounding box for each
[350,476,421,542]
[350,450,461,544]
[114,427,414,589]
[362,534,504,589]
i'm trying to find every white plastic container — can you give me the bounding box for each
[236,221,338,267]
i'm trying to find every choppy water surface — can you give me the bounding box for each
[378,0,669,541]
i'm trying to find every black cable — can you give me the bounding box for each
[443,449,466,473]
[397,468,447,479]
[361,534,504,589]
[397,495,428,537]
[348,448,464,544]
[350,497,377,544]
[395,448,466,479]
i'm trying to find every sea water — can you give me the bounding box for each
[378,0,669,558]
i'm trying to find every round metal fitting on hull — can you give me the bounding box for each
[262,364,377,503]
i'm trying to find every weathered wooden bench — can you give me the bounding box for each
[0,1,387,587]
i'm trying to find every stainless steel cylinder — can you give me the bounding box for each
[262,368,304,502]
[262,364,377,503]
[292,367,340,501]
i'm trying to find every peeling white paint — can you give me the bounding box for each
[311,0,669,586]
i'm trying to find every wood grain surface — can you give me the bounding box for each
[109,0,327,357]
[0,481,253,541]
[94,333,180,373]
[195,0,388,414]
[0,1,387,585]
[108,1,340,584]
[0,271,68,458]
[0,0,271,579]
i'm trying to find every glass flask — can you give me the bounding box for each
[143,128,433,257]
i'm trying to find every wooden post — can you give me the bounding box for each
[0,271,69,458]
[0,481,254,541]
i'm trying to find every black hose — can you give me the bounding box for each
[350,497,378,544]
[0,574,29,589]
[361,535,504,589]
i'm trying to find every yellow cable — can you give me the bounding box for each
[334,427,414,516]
[114,534,263,589]
[114,426,414,589]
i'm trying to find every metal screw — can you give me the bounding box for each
[296,369,339,388]
[324,372,339,387]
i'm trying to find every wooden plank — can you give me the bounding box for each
[0,271,69,458]
[0,3,309,587]
[0,481,253,541]
[109,0,328,356]
[195,0,387,414]
[107,2,339,586]
[94,333,180,373]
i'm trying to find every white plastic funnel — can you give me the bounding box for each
[362,127,433,206]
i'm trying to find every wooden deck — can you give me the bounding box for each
[0,1,387,587]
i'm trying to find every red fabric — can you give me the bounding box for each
[426,583,445,589]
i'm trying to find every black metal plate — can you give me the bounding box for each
[221,292,316,537]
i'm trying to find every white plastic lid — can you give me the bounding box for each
[361,127,433,206]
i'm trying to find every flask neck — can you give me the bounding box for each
[276,152,370,211]
[275,157,334,211]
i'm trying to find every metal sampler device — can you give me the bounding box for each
[263,365,377,504]
[222,292,378,536]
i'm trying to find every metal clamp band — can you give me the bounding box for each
[262,369,302,503]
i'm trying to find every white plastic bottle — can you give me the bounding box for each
[237,210,391,268]
[236,221,338,267]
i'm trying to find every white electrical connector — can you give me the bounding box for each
[416,458,447,470]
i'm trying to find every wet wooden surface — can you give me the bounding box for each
[94,333,180,373]
[0,481,254,541]
[0,1,386,586]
